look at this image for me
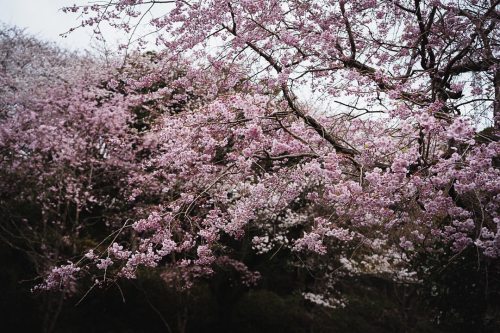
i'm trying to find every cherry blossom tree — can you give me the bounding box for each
[2,0,499,323]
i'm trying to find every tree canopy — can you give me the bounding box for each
[1,0,499,331]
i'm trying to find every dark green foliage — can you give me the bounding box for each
[2,240,500,333]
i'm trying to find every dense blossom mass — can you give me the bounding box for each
[1,0,499,311]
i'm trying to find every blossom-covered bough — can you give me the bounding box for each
[2,0,499,310]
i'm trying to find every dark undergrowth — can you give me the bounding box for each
[1,242,499,333]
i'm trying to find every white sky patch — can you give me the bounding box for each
[0,0,125,51]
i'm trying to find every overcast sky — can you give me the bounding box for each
[0,0,124,50]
